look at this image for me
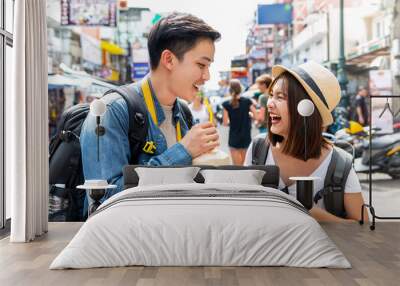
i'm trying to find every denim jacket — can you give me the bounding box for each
[80,77,192,200]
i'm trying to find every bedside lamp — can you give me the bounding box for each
[290,99,318,210]
[90,99,107,161]
[297,99,314,162]
[77,99,116,216]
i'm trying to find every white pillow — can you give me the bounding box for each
[135,167,200,186]
[200,169,266,185]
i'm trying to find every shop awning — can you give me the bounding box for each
[100,41,126,55]
[48,74,92,89]
[48,71,116,92]
[347,36,390,66]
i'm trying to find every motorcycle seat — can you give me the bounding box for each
[370,132,400,149]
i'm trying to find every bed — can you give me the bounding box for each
[50,165,350,269]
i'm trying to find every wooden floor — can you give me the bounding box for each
[1,222,399,286]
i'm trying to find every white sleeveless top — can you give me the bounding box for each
[189,103,210,125]
[244,142,362,210]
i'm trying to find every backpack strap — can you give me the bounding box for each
[313,146,353,218]
[251,136,270,165]
[250,137,290,194]
[103,84,149,164]
[177,99,193,129]
[103,84,194,163]
[203,97,214,123]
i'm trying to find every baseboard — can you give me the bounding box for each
[0,218,11,239]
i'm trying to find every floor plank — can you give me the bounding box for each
[0,222,399,286]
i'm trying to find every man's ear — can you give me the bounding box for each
[159,50,177,71]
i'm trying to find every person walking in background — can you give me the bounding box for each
[355,86,369,126]
[189,91,215,125]
[223,79,257,165]
[255,74,273,134]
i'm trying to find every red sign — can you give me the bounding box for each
[231,70,248,79]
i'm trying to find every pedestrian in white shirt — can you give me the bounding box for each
[189,92,215,125]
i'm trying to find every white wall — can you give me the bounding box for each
[328,7,367,62]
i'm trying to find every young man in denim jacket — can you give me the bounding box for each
[80,13,221,200]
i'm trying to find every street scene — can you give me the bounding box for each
[3,0,400,284]
[218,125,400,219]
[43,0,400,221]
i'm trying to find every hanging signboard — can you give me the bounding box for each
[257,4,293,25]
[132,63,150,80]
[369,70,393,133]
[231,58,248,68]
[132,48,149,63]
[81,34,102,65]
[61,0,117,27]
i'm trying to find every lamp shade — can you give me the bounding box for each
[90,99,107,117]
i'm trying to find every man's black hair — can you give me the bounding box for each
[147,12,221,70]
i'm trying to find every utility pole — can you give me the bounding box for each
[337,0,348,106]
[330,0,349,133]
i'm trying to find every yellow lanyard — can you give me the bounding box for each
[141,79,182,142]
[203,97,214,123]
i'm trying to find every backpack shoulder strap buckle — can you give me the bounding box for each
[314,186,331,204]
[331,185,343,192]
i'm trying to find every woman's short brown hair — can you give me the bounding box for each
[256,74,273,88]
[267,72,329,160]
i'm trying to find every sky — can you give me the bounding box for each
[131,0,271,90]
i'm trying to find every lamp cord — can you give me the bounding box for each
[96,116,100,162]
[304,117,307,162]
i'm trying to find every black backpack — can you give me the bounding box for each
[251,137,353,218]
[49,83,193,221]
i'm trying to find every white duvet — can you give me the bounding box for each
[50,183,351,269]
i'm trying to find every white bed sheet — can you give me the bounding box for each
[50,183,351,269]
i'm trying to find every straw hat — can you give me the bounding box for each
[271,61,341,127]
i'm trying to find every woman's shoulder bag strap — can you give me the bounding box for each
[314,146,353,218]
[251,136,270,165]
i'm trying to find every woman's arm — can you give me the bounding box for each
[309,192,368,222]
[356,106,365,125]
[249,104,258,120]
[343,168,369,222]
[309,207,349,222]
[223,109,229,126]
[344,193,369,222]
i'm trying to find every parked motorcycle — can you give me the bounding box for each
[322,132,356,163]
[333,121,389,159]
[324,121,400,178]
[353,132,400,179]
[328,121,368,158]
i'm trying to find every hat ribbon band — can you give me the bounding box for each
[292,66,329,109]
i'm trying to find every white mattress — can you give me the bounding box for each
[50,183,351,269]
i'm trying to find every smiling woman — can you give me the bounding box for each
[245,61,368,223]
